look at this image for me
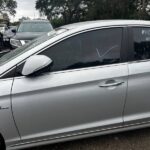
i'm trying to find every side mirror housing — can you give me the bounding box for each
[22,55,52,76]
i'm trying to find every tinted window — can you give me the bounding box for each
[0,29,66,66]
[133,28,150,61]
[40,28,123,72]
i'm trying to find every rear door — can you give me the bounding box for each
[124,27,150,124]
[12,27,128,143]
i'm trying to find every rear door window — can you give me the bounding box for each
[132,27,150,61]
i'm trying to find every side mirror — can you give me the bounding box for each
[22,55,53,76]
[12,29,16,33]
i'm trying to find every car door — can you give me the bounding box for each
[124,27,150,125]
[11,27,128,143]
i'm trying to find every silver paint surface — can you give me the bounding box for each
[0,20,150,150]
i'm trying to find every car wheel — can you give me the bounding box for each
[0,136,5,150]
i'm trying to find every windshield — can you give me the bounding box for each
[18,22,53,32]
[0,28,67,66]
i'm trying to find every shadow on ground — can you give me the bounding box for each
[26,128,150,150]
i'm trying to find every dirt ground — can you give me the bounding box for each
[28,128,150,150]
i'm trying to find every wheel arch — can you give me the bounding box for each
[0,133,6,150]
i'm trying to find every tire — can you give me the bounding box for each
[0,136,6,150]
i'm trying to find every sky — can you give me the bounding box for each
[11,0,41,22]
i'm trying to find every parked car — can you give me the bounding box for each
[0,24,7,34]
[10,20,53,49]
[3,26,17,49]
[0,24,7,49]
[1,20,150,150]
[3,26,17,40]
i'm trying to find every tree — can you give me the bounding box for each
[0,0,17,16]
[136,0,150,19]
[36,0,90,24]
[3,12,9,20]
[36,0,150,27]
[86,0,138,20]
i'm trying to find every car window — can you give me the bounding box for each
[40,28,123,72]
[133,27,150,61]
[0,28,67,66]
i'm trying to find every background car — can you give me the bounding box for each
[0,24,7,34]
[0,24,7,50]
[10,19,53,49]
[3,26,17,49]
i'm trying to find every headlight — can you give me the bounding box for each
[10,39,22,48]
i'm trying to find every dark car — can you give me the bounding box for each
[3,26,17,49]
[10,20,53,49]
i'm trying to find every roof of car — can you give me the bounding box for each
[22,19,50,23]
[61,20,150,30]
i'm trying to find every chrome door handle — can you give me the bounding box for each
[0,106,9,110]
[99,81,124,88]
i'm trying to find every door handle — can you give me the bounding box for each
[99,80,124,88]
[0,106,9,110]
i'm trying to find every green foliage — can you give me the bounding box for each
[36,0,150,27]
[0,0,17,15]
[36,0,89,24]
[51,17,65,28]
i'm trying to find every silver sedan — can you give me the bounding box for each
[0,20,150,150]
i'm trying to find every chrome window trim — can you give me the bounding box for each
[128,59,150,64]
[14,62,128,80]
[126,24,150,28]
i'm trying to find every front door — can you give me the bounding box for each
[11,27,128,142]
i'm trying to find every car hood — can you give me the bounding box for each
[13,32,46,40]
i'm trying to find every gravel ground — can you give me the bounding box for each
[27,128,150,150]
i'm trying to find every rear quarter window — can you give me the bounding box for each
[133,27,150,61]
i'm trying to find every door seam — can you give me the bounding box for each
[122,63,129,124]
[10,72,22,140]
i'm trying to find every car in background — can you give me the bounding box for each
[0,24,7,34]
[3,26,17,40]
[3,26,17,49]
[0,24,7,50]
[10,20,53,49]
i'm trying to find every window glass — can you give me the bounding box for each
[0,28,67,66]
[133,28,150,61]
[18,22,53,32]
[41,28,123,72]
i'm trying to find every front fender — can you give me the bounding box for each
[0,79,20,148]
